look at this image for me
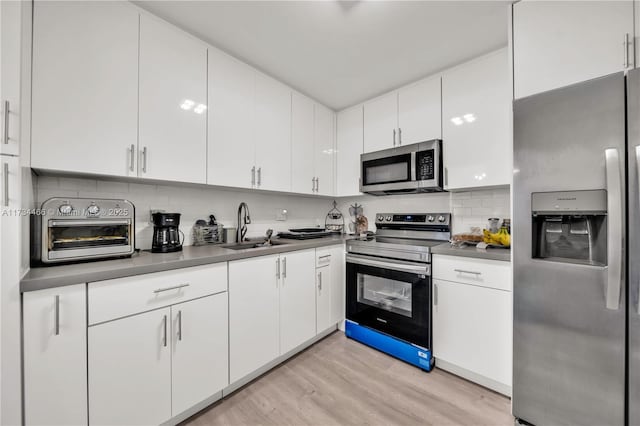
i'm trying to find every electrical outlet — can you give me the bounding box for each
[276,208,288,221]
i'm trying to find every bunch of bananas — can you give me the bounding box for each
[483,227,511,247]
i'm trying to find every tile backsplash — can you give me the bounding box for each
[35,174,511,249]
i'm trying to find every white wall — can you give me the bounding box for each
[38,175,510,249]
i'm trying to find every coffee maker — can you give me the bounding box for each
[151,213,183,253]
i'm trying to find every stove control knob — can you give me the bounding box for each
[58,204,73,215]
[87,204,100,216]
[438,215,446,223]
[377,215,384,222]
[386,215,392,221]
[427,215,435,222]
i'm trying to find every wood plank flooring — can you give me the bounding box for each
[184,331,513,426]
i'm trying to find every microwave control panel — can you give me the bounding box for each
[416,150,435,181]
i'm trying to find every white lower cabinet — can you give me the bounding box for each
[171,293,229,416]
[23,284,87,426]
[432,255,512,395]
[89,307,172,426]
[316,245,346,332]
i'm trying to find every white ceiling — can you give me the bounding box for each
[134,1,510,110]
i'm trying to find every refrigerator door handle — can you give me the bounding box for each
[605,148,623,310]
[636,145,640,314]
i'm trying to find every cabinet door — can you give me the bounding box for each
[89,308,171,426]
[316,265,332,333]
[208,48,256,189]
[291,92,315,194]
[24,284,87,426]
[0,0,21,156]
[280,250,316,354]
[442,49,511,190]
[433,279,511,386]
[513,0,634,99]
[329,245,345,325]
[314,104,335,196]
[229,255,280,383]
[31,1,138,177]
[398,76,442,144]
[171,293,228,416]
[336,105,363,197]
[363,92,398,153]
[139,15,207,184]
[254,73,291,192]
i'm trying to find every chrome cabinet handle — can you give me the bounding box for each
[177,310,182,341]
[312,177,316,192]
[3,162,8,207]
[316,177,319,193]
[162,315,168,347]
[3,100,9,145]
[605,148,623,310]
[434,283,438,306]
[318,271,322,290]
[398,127,402,146]
[276,258,280,280]
[319,254,331,259]
[129,144,135,172]
[141,146,148,173]
[454,269,481,276]
[153,283,190,293]
[257,167,262,187]
[282,257,287,278]
[251,166,256,187]
[624,33,631,68]
[392,129,396,147]
[636,145,640,314]
[54,295,60,336]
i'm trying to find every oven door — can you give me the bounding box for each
[346,254,431,348]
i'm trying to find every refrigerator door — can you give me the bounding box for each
[628,67,640,426]
[513,73,626,425]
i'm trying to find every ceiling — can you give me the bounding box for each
[134,1,510,110]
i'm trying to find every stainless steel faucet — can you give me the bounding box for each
[237,202,251,242]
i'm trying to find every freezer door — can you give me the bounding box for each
[513,73,626,426]
[628,67,640,426]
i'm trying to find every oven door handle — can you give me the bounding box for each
[346,254,430,276]
[48,219,131,227]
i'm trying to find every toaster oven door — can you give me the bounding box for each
[44,219,134,262]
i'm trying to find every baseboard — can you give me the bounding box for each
[162,391,223,426]
[435,358,512,397]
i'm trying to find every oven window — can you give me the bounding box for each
[357,273,412,317]
[48,225,130,251]
[362,153,411,185]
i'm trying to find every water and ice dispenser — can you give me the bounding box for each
[531,190,607,266]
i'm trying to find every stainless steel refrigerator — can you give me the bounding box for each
[513,70,637,425]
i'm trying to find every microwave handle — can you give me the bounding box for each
[410,151,416,181]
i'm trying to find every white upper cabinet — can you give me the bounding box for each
[1,0,22,156]
[139,15,207,184]
[254,73,292,192]
[442,48,511,190]
[513,0,634,99]
[398,76,442,144]
[208,48,256,189]
[363,92,398,153]
[291,92,316,194]
[31,1,138,177]
[336,105,363,197]
[313,104,335,196]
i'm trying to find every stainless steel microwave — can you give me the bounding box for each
[360,140,443,195]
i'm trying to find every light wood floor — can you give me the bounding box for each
[184,331,513,426]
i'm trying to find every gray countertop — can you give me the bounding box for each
[21,236,348,292]
[431,242,511,262]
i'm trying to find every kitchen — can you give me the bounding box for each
[0,1,635,425]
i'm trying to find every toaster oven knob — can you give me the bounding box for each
[377,215,384,222]
[427,215,435,222]
[438,215,446,223]
[385,215,392,221]
[87,204,100,216]
[58,204,73,215]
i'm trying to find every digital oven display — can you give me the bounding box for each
[416,150,435,181]
[392,215,427,222]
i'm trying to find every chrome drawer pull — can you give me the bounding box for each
[177,310,182,341]
[318,255,331,259]
[454,269,481,276]
[153,283,190,293]
[162,315,167,347]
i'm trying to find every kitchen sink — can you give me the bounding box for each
[222,240,289,251]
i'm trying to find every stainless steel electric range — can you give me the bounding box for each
[345,212,451,371]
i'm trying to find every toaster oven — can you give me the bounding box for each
[34,198,135,264]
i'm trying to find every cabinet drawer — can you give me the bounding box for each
[432,255,511,291]
[88,263,227,325]
[316,244,342,268]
